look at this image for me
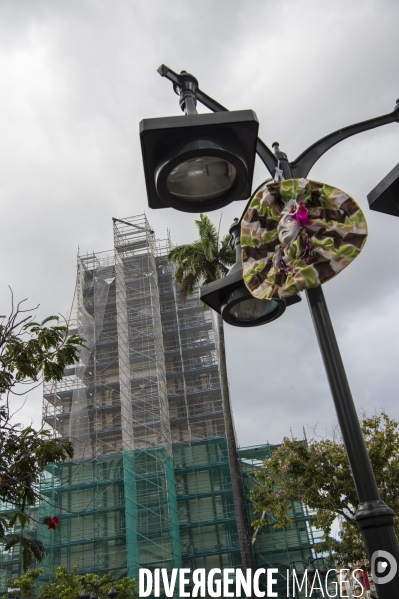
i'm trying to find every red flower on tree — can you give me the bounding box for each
[44,516,60,530]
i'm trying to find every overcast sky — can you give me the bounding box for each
[1,0,399,448]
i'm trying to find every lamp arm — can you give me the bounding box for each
[291,102,399,178]
[157,64,277,176]
[157,65,399,180]
[157,64,182,87]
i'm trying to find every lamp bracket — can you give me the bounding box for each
[291,100,399,178]
[157,65,198,115]
[158,65,399,181]
[157,64,277,175]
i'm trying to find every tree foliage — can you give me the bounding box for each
[6,566,138,599]
[251,412,399,566]
[167,213,235,299]
[5,567,42,599]
[0,293,85,569]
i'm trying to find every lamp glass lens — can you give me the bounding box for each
[167,156,236,202]
[229,298,278,322]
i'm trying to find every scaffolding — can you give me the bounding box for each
[156,238,225,445]
[0,214,320,599]
[36,214,225,592]
[0,504,39,588]
[37,456,127,577]
[173,438,240,572]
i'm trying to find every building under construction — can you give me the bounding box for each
[0,215,320,597]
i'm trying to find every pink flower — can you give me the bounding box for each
[293,202,309,227]
[281,199,309,228]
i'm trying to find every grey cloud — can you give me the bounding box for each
[0,0,398,446]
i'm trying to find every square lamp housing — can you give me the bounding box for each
[367,162,399,217]
[139,110,259,213]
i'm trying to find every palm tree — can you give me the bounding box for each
[168,214,256,573]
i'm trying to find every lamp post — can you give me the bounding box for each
[141,65,399,598]
[289,557,329,599]
[140,69,259,212]
[78,579,119,599]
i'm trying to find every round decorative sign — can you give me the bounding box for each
[241,178,367,299]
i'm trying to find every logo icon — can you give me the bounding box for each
[371,550,397,584]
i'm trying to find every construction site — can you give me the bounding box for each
[0,214,320,598]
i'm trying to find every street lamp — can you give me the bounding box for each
[146,64,399,599]
[367,161,399,217]
[78,580,119,599]
[140,68,259,212]
[289,557,329,598]
[200,217,301,327]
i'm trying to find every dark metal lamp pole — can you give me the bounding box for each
[155,65,399,598]
[78,580,119,599]
[290,557,328,599]
[283,145,399,599]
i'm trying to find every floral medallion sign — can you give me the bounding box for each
[241,178,367,300]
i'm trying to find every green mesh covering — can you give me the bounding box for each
[123,448,181,580]
[36,456,127,583]
[0,214,325,599]
[173,438,241,574]
[1,441,324,599]
[0,504,39,591]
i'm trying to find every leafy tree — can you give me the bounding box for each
[4,567,42,599]
[251,411,399,566]
[168,214,256,570]
[0,293,85,569]
[6,567,138,599]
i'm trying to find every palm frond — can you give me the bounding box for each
[180,268,205,300]
[170,215,235,298]
[219,234,236,267]
[195,214,219,262]
[168,243,197,264]
[168,246,196,276]
[202,265,219,286]
[168,241,206,283]
[174,251,206,285]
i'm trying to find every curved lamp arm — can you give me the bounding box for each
[157,65,399,181]
[157,64,277,176]
[290,102,399,178]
